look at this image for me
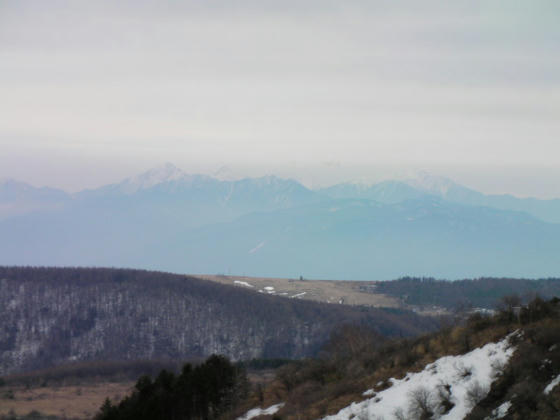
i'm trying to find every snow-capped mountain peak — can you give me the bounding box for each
[118,163,189,193]
[405,171,458,196]
[213,165,238,181]
[0,178,29,189]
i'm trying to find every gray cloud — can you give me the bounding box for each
[0,0,559,195]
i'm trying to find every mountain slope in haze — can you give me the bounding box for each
[318,180,426,204]
[1,195,559,280]
[0,179,69,220]
[320,173,560,224]
[409,172,560,224]
[0,267,437,375]
[3,163,324,229]
[0,164,326,268]
[78,163,320,214]
[1,165,559,279]
[144,197,560,280]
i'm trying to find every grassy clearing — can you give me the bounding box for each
[0,382,132,420]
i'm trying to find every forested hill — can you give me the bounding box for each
[376,277,560,309]
[0,267,438,375]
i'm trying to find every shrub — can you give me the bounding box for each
[454,362,473,379]
[465,381,488,408]
[436,382,454,415]
[408,387,435,420]
[466,313,492,332]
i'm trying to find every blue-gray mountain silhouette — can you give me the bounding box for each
[1,164,558,279]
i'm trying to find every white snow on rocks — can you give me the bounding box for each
[485,401,511,419]
[237,403,285,420]
[118,162,188,193]
[324,334,516,420]
[544,374,560,395]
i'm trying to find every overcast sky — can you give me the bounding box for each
[1,1,559,196]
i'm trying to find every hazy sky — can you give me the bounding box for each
[1,1,559,196]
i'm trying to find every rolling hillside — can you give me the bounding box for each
[0,267,437,376]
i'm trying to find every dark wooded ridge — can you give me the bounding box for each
[377,276,560,309]
[0,266,438,376]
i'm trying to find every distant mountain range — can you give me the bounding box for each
[318,172,560,224]
[1,164,559,279]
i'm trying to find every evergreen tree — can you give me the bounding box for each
[95,355,247,420]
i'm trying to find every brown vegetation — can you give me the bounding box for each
[196,275,400,307]
[0,382,133,420]
[239,296,560,420]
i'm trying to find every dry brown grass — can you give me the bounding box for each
[196,274,401,308]
[251,314,528,420]
[0,382,133,419]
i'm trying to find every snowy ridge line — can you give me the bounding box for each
[237,403,285,420]
[323,332,518,420]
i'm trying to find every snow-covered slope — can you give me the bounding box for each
[324,333,517,420]
[109,162,205,194]
[405,171,459,196]
[323,171,560,224]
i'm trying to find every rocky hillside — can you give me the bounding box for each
[0,267,437,376]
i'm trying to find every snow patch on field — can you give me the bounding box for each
[234,281,254,288]
[324,334,517,420]
[237,403,285,420]
[291,292,307,298]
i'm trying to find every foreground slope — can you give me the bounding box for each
[0,267,437,375]
[243,298,560,419]
[325,335,517,420]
